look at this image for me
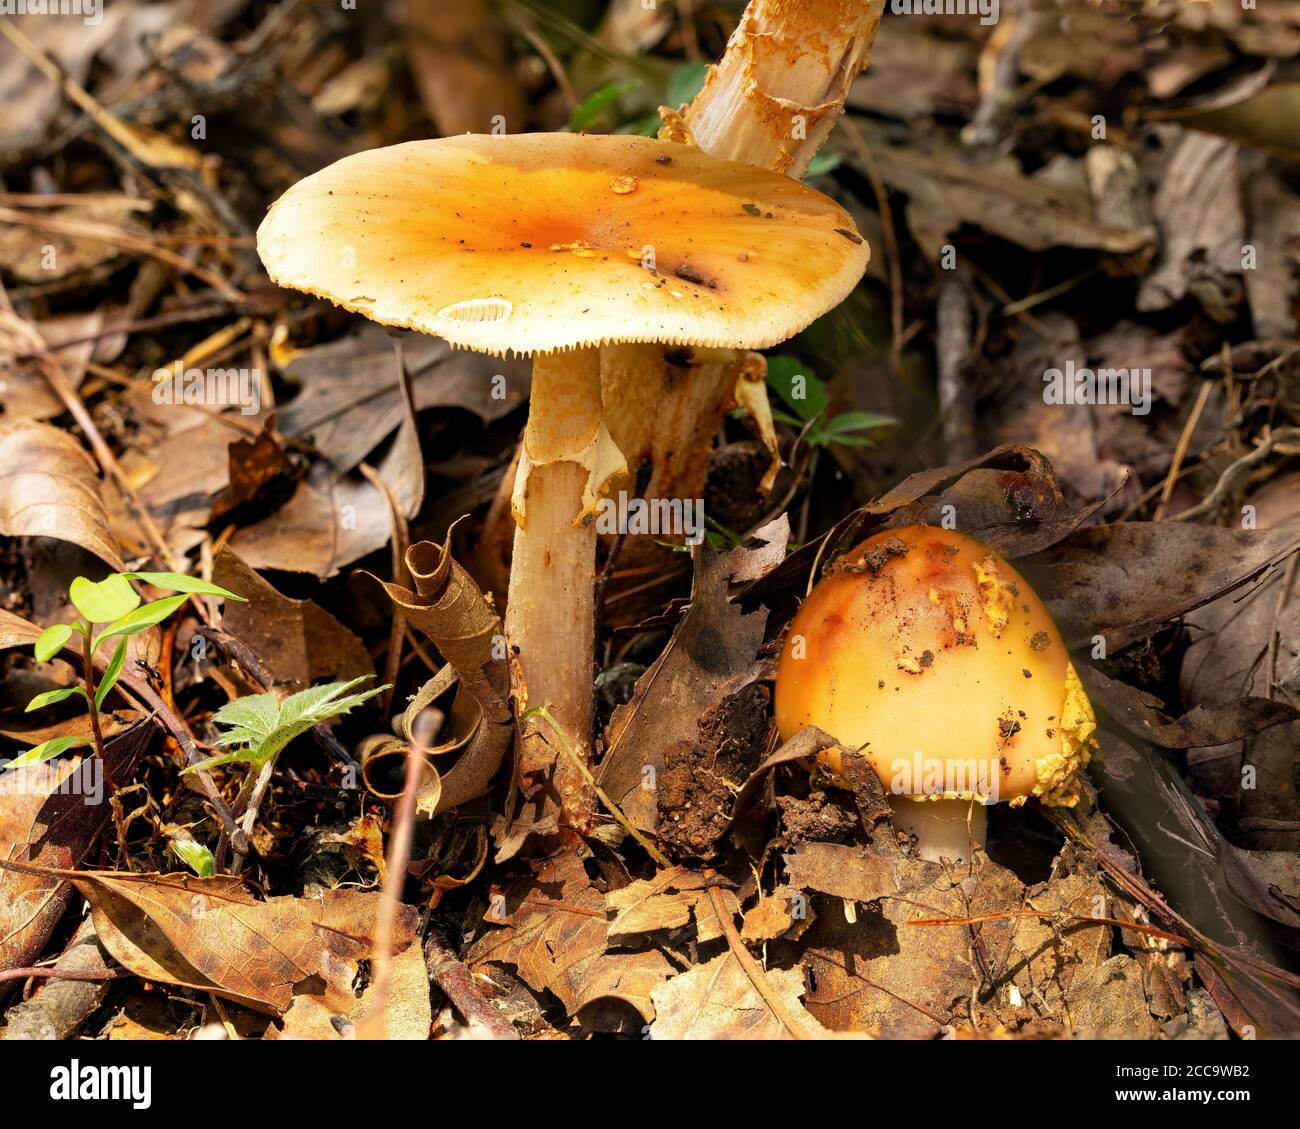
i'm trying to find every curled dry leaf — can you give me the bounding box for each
[0,419,123,571]
[369,529,512,815]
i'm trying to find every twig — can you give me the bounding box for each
[525,705,670,867]
[358,710,440,1040]
[0,966,130,985]
[423,925,519,1039]
[1170,427,1300,522]
[706,886,809,1040]
[1154,377,1214,521]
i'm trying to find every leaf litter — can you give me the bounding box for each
[0,0,1298,1043]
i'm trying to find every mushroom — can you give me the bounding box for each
[774,525,1097,863]
[257,132,868,826]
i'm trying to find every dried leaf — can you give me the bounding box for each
[30,866,417,1015]
[1033,523,1300,650]
[596,542,768,833]
[467,852,673,1023]
[648,954,827,1040]
[212,547,373,686]
[0,419,123,570]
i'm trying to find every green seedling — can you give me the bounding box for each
[13,572,246,770]
[764,355,896,449]
[184,677,386,776]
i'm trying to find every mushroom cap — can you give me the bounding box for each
[774,526,1095,806]
[256,133,869,357]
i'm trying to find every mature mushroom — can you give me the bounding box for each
[774,525,1096,863]
[257,132,868,826]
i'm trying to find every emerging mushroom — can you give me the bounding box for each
[257,133,869,826]
[774,525,1096,863]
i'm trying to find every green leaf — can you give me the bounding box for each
[121,572,246,602]
[804,152,843,180]
[615,113,662,136]
[170,839,216,878]
[182,750,262,775]
[666,61,708,109]
[69,574,140,624]
[97,594,189,644]
[211,693,281,741]
[202,678,388,770]
[7,736,93,769]
[34,623,73,662]
[25,685,88,713]
[95,638,129,710]
[765,355,828,423]
[565,81,638,132]
[819,410,897,434]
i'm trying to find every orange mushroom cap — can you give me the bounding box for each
[256,133,869,357]
[774,525,1096,807]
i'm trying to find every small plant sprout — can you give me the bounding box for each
[774,526,1097,864]
[185,677,387,777]
[15,572,246,771]
[765,356,896,449]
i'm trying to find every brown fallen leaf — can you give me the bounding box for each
[402,0,525,136]
[212,546,373,687]
[846,131,1155,259]
[605,867,721,941]
[0,418,123,570]
[596,541,769,834]
[278,942,431,1040]
[1032,522,1300,650]
[0,861,418,1015]
[745,445,1105,603]
[648,954,828,1040]
[0,725,152,976]
[278,326,529,473]
[467,851,673,1025]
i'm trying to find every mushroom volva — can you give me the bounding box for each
[257,133,868,827]
[774,525,1097,863]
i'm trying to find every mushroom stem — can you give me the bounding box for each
[506,348,621,831]
[681,0,886,178]
[889,798,988,865]
[598,0,887,596]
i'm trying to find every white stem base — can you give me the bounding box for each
[889,797,988,864]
